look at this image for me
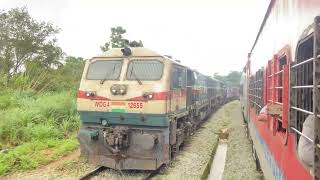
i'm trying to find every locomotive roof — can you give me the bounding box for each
[91,47,184,65]
[93,47,163,58]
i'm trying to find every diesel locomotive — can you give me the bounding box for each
[77,47,227,170]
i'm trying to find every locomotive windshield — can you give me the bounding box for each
[86,60,122,80]
[126,60,163,80]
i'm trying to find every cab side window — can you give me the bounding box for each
[171,65,186,89]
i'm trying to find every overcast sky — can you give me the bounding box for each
[2,0,269,75]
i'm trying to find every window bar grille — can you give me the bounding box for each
[313,16,320,179]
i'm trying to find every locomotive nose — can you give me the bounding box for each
[134,134,157,150]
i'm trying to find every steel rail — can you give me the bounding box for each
[79,166,105,180]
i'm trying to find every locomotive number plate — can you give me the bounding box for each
[94,101,144,110]
[127,102,144,109]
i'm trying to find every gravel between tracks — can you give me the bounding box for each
[155,101,238,180]
[222,101,262,180]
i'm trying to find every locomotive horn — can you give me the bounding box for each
[121,47,132,56]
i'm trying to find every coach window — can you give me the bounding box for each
[291,34,314,145]
[171,65,186,89]
[278,56,287,103]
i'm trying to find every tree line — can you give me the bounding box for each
[0,7,241,91]
[213,71,242,87]
[0,7,142,92]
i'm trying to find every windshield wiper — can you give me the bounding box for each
[100,65,116,84]
[130,68,142,85]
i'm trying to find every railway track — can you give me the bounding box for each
[78,166,160,180]
[78,166,105,180]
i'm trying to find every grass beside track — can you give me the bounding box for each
[155,101,238,180]
[0,90,80,176]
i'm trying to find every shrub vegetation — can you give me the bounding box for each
[0,91,80,175]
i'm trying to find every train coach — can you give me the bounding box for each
[77,47,226,170]
[240,0,320,180]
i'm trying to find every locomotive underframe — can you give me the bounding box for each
[78,125,170,170]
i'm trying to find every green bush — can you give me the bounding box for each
[0,91,79,147]
[0,90,80,175]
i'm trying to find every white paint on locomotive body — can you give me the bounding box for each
[77,48,179,115]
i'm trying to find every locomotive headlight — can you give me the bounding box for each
[119,85,127,95]
[148,94,153,99]
[86,92,90,97]
[110,84,127,95]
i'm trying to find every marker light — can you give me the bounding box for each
[143,93,153,100]
[85,91,95,97]
[120,89,125,94]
